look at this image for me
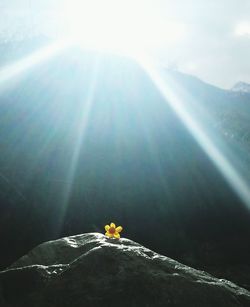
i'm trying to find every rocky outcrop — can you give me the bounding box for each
[231,81,250,94]
[0,233,250,307]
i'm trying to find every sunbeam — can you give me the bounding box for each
[0,40,67,87]
[56,55,100,234]
[139,56,250,209]
[1,2,250,299]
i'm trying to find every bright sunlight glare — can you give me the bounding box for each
[61,0,186,56]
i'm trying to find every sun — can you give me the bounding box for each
[60,0,186,57]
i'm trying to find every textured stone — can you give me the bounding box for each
[0,233,250,307]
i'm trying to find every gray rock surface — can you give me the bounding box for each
[0,233,250,307]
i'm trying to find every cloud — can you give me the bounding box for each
[234,22,250,36]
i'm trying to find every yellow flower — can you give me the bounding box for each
[105,222,123,239]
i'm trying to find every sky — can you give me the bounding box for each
[0,0,250,89]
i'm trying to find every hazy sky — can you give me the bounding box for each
[0,0,250,89]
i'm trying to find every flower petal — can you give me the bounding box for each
[105,225,110,232]
[105,232,112,237]
[116,226,123,233]
[110,222,116,228]
[114,232,120,239]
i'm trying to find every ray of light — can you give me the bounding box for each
[139,56,250,209]
[0,40,67,86]
[56,56,100,234]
